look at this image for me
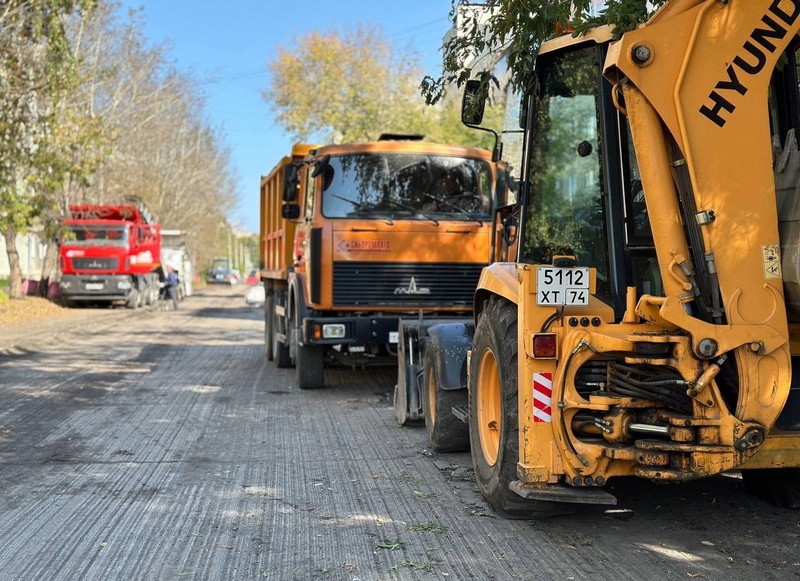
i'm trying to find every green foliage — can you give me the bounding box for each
[422,0,667,105]
[264,26,503,150]
[265,26,418,143]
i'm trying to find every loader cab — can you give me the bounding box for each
[516,39,661,317]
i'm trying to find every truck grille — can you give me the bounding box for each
[72,257,119,270]
[333,262,483,308]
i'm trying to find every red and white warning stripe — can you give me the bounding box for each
[533,372,553,423]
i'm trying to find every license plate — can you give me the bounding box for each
[536,267,589,306]
[85,283,104,291]
[388,331,399,344]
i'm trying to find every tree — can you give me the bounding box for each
[421,0,667,106]
[52,4,235,278]
[265,26,422,143]
[264,26,504,149]
[0,0,98,299]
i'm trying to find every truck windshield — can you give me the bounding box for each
[524,45,611,299]
[63,225,128,247]
[320,153,493,220]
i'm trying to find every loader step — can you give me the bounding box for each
[510,480,617,505]
[451,405,469,424]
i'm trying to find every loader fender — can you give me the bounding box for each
[427,322,475,391]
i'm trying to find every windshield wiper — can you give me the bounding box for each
[422,193,485,226]
[328,193,394,225]
[381,198,440,226]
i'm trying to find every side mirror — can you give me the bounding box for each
[282,203,301,220]
[311,154,331,179]
[461,79,487,126]
[283,164,300,202]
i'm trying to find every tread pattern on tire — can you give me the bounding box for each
[423,348,469,452]
[469,296,566,519]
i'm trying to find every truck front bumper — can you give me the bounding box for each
[302,315,401,346]
[60,274,133,301]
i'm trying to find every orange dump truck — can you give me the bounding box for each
[259,136,501,392]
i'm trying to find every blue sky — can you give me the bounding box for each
[119,1,454,234]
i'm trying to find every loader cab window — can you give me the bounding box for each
[524,44,611,300]
[621,123,663,297]
[767,39,800,145]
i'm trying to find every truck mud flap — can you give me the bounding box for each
[427,322,474,391]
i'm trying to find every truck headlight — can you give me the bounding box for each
[322,324,346,339]
[60,280,71,289]
[117,281,132,290]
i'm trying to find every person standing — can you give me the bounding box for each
[165,266,179,311]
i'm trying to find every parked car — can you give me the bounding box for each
[206,258,238,284]
[245,282,265,305]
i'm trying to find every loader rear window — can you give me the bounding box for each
[524,45,611,300]
[320,153,493,221]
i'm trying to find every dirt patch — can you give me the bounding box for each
[0,296,71,326]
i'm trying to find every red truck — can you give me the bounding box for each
[59,204,162,308]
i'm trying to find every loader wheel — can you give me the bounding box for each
[264,294,275,361]
[469,296,565,518]
[741,468,800,508]
[294,308,324,389]
[423,347,469,452]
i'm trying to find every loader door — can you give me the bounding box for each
[521,41,660,318]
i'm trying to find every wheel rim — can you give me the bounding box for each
[427,365,436,424]
[477,347,501,467]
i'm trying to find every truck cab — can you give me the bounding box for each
[261,138,500,390]
[60,204,162,308]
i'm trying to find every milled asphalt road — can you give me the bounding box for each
[0,285,798,581]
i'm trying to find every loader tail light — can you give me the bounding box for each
[532,333,557,358]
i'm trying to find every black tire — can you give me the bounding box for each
[294,308,324,389]
[264,294,275,362]
[469,296,564,518]
[741,468,800,508]
[423,347,469,452]
[126,289,139,309]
